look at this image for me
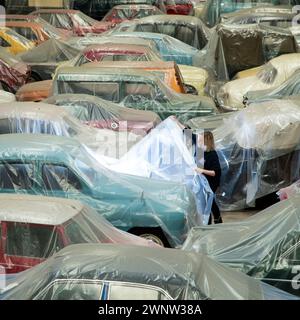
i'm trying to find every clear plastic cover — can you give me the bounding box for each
[94,117,214,225]
[52,66,217,122]
[0,101,141,159]
[113,14,211,49]
[44,93,161,134]
[1,243,296,300]
[183,194,300,296]
[0,133,199,247]
[0,194,158,274]
[16,80,52,102]
[212,99,300,210]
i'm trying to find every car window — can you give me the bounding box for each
[36,280,103,300]
[10,27,38,42]
[64,219,96,244]
[6,223,63,258]
[0,36,11,48]
[109,283,171,300]
[42,164,82,192]
[135,23,155,32]
[0,162,34,190]
[125,82,155,99]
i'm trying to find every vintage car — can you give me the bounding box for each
[245,70,300,104]
[0,102,142,158]
[183,195,300,296]
[1,243,295,300]
[217,53,300,110]
[210,99,300,210]
[108,31,204,66]
[0,27,35,55]
[31,9,114,36]
[19,39,80,81]
[44,93,161,134]
[0,49,30,93]
[16,80,52,102]
[164,0,194,15]
[113,14,211,49]
[0,133,199,247]
[0,194,158,274]
[220,6,295,27]
[0,90,16,103]
[52,66,217,122]
[200,0,293,27]
[102,4,164,24]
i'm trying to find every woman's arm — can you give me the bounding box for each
[195,167,216,177]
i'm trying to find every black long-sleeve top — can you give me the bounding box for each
[204,150,221,192]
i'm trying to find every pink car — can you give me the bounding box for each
[31,9,114,36]
[0,194,158,274]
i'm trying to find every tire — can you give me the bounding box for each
[129,227,171,248]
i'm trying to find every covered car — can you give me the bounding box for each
[217,53,300,110]
[102,4,164,24]
[52,66,217,122]
[44,93,161,135]
[0,194,158,274]
[18,39,80,81]
[31,9,115,36]
[0,133,199,247]
[0,102,141,158]
[0,48,30,93]
[183,195,300,296]
[0,91,16,103]
[16,80,52,102]
[278,178,300,200]
[0,27,35,55]
[113,14,211,49]
[245,70,300,104]
[1,243,296,300]
[212,99,300,210]
[164,0,194,15]
[96,117,214,225]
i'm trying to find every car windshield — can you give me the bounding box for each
[0,49,21,67]
[4,28,32,47]
[41,23,66,39]
[73,12,97,27]
[257,62,278,84]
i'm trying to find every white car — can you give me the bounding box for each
[0,90,15,103]
[217,53,300,111]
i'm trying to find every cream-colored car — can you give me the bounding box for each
[217,53,300,111]
[178,64,208,96]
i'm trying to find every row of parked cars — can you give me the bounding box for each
[0,0,299,300]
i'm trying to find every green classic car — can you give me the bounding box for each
[0,134,199,248]
[52,66,217,123]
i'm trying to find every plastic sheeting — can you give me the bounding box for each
[94,118,214,225]
[0,102,141,159]
[212,99,300,210]
[52,66,217,122]
[113,14,211,49]
[0,133,199,247]
[200,23,297,84]
[216,53,300,110]
[1,243,297,300]
[183,195,300,296]
[278,179,300,200]
[0,91,16,103]
[102,4,164,23]
[16,80,52,102]
[0,194,158,274]
[18,39,80,80]
[44,93,161,134]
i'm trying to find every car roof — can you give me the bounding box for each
[32,9,79,14]
[112,4,158,9]
[5,21,43,28]
[0,194,83,225]
[83,43,150,53]
[0,102,68,121]
[133,14,205,25]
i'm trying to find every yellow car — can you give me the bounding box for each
[178,64,208,96]
[234,66,263,79]
[0,27,35,54]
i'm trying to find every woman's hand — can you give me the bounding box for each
[195,167,216,177]
[195,167,205,174]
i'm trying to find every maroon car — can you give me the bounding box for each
[44,93,161,135]
[31,9,115,36]
[102,4,164,25]
[164,0,194,15]
[0,48,30,93]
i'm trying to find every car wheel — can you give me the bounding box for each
[129,227,171,248]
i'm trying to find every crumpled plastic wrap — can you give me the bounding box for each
[18,39,80,80]
[0,194,158,274]
[0,133,199,247]
[278,179,300,200]
[113,14,211,49]
[16,80,52,102]
[44,93,161,134]
[94,118,214,225]
[52,66,217,122]
[183,194,300,296]
[1,243,297,300]
[212,99,300,210]
[0,101,141,159]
